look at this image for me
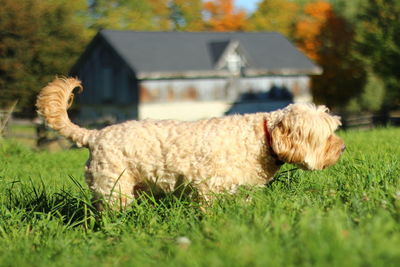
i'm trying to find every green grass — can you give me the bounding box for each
[0,128,400,266]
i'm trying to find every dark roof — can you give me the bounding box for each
[72,30,321,79]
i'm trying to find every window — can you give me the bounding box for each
[102,68,113,103]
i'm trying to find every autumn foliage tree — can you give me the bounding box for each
[294,1,366,110]
[203,0,246,31]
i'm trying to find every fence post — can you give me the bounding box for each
[0,100,18,138]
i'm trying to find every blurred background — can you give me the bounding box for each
[0,0,399,148]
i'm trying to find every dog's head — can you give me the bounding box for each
[271,103,345,170]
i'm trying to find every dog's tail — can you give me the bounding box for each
[36,77,96,147]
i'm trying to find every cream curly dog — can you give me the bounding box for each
[36,78,345,209]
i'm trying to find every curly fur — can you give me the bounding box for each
[36,77,345,209]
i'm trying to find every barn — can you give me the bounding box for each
[70,30,321,123]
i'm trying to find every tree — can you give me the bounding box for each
[294,1,331,61]
[327,0,365,22]
[89,0,206,31]
[169,0,204,31]
[0,0,89,114]
[89,0,171,31]
[246,0,299,38]
[203,0,247,31]
[356,0,400,109]
[294,1,366,110]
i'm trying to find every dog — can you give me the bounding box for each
[36,77,345,210]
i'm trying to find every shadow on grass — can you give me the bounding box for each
[1,165,303,232]
[3,176,99,230]
[266,166,300,188]
[2,176,204,231]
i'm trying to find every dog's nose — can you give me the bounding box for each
[341,144,346,152]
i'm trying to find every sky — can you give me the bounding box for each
[235,0,260,13]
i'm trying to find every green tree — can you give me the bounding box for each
[327,0,365,22]
[346,72,385,112]
[0,0,88,114]
[246,0,299,38]
[169,0,204,31]
[89,0,171,31]
[356,0,400,109]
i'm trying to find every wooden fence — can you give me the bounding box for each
[2,119,72,150]
[340,111,400,130]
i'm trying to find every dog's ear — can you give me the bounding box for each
[270,104,342,169]
[270,118,306,165]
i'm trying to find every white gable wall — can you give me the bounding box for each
[139,75,312,120]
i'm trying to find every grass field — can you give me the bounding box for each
[0,128,399,266]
